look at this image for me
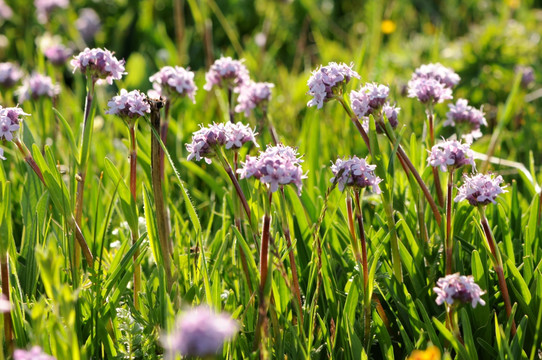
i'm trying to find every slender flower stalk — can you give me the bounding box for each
[106,89,150,309]
[425,104,445,207]
[446,170,454,274]
[149,98,173,289]
[1,253,12,354]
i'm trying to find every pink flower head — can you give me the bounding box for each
[382,103,400,129]
[350,83,389,118]
[407,77,453,104]
[186,122,258,164]
[455,173,507,206]
[515,65,535,89]
[330,156,382,193]
[235,81,274,116]
[237,144,306,194]
[34,0,68,24]
[44,44,72,66]
[0,62,23,88]
[13,346,56,360]
[427,139,475,172]
[163,307,238,358]
[0,0,13,20]
[149,66,197,103]
[0,106,30,141]
[16,73,60,102]
[76,8,101,43]
[434,273,486,308]
[0,294,9,312]
[71,48,126,85]
[204,56,250,91]
[412,63,460,88]
[106,89,150,120]
[307,62,360,109]
[444,99,487,141]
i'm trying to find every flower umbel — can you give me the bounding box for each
[444,99,487,141]
[16,73,60,102]
[149,66,197,103]
[330,156,382,193]
[0,106,30,141]
[34,0,68,24]
[454,173,507,206]
[412,63,460,88]
[106,89,150,120]
[76,8,101,43]
[434,273,486,308]
[427,139,475,172]
[71,47,126,85]
[235,81,274,116]
[407,77,453,104]
[163,307,238,358]
[203,56,250,91]
[307,62,360,109]
[0,62,23,88]
[186,122,258,164]
[44,44,72,66]
[13,346,56,360]
[237,144,306,194]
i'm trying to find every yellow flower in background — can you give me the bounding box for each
[507,0,520,9]
[407,346,441,360]
[381,20,396,34]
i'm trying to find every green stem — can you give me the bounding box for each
[427,106,445,208]
[354,190,371,349]
[1,254,12,354]
[445,170,454,275]
[129,124,141,309]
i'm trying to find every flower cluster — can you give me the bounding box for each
[0,62,23,88]
[407,346,441,360]
[350,83,389,118]
[0,0,12,20]
[71,48,126,85]
[106,89,150,120]
[330,156,382,193]
[307,62,360,109]
[204,56,250,91]
[427,139,475,172]
[44,44,72,66]
[516,65,535,88]
[444,99,487,140]
[411,63,460,88]
[0,106,29,142]
[434,273,486,308]
[407,77,453,104]
[455,173,507,206]
[13,346,56,360]
[163,307,238,358]
[238,144,306,194]
[186,122,258,164]
[76,8,101,43]
[235,81,274,116]
[149,66,197,102]
[16,73,60,102]
[34,0,68,24]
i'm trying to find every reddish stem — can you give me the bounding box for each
[445,170,454,275]
[1,254,13,353]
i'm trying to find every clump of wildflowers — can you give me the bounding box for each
[16,73,60,102]
[76,8,101,43]
[330,156,382,193]
[106,89,150,120]
[444,99,486,140]
[0,106,29,141]
[71,47,126,85]
[204,56,250,91]
[44,44,72,66]
[34,0,68,24]
[0,62,22,88]
[13,346,56,360]
[238,144,306,194]
[235,81,274,116]
[307,62,360,109]
[407,77,453,104]
[163,307,238,358]
[186,122,258,164]
[434,273,486,308]
[149,66,197,102]
[455,173,507,206]
[412,63,460,88]
[427,139,475,172]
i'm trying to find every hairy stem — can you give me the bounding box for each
[150,99,173,289]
